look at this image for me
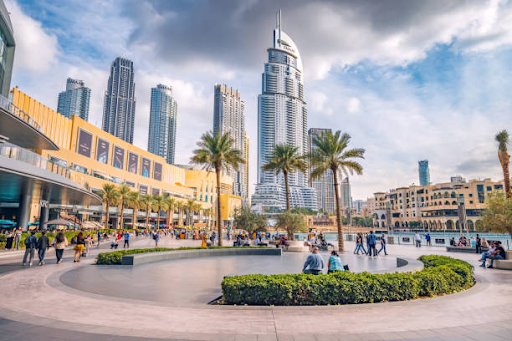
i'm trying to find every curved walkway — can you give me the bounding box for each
[0,241,511,341]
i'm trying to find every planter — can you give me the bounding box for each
[285,240,309,252]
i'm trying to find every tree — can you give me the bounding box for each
[233,207,267,235]
[98,183,119,229]
[291,207,317,215]
[203,208,212,229]
[153,195,165,230]
[309,130,365,252]
[164,197,176,228]
[175,201,184,225]
[275,211,307,241]
[496,130,511,198]
[117,185,131,229]
[126,191,141,229]
[192,203,203,226]
[483,192,512,236]
[140,195,155,230]
[191,131,245,246]
[262,144,308,212]
[185,199,196,226]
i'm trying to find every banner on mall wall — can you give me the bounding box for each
[113,145,125,169]
[139,184,148,195]
[151,187,160,196]
[153,162,162,181]
[141,157,151,177]
[128,152,138,174]
[77,128,93,158]
[96,137,110,164]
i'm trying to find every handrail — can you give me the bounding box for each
[0,94,42,132]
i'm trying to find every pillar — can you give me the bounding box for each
[18,186,32,232]
[39,187,51,230]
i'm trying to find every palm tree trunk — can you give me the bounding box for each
[132,206,137,230]
[216,165,223,246]
[332,168,344,252]
[500,151,511,198]
[157,208,161,230]
[166,210,170,229]
[118,202,124,230]
[283,170,290,211]
[145,208,150,230]
[105,202,110,230]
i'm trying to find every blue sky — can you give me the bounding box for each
[6,0,512,200]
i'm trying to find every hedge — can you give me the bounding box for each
[221,255,474,306]
[96,246,239,265]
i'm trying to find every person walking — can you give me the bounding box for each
[425,233,431,246]
[14,228,22,250]
[22,231,37,266]
[476,234,482,254]
[153,231,160,247]
[327,250,344,274]
[73,232,85,262]
[354,233,366,255]
[53,231,68,264]
[123,231,130,248]
[210,231,216,246]
[302,247,324,275]
[414,232,421,247]
[367,231,377,257]
[36,230,50,266]
[378,233,388,255]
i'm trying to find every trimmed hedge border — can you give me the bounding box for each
[221,255,474,306]
[96,246,239,265]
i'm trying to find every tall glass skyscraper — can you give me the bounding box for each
[419,160,430,186]
[102,57,136,143]
[57,78,91,121]
[0,0,15,98]
[213,84,247,203]
[148,84,178,164]
[308,128,335,214]
[252,11,317,211]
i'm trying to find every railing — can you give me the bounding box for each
[0,141,90,191]
[0,93,42,132]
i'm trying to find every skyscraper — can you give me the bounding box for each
[213,84,247,203]
[341,177,351,210]
[419,160,430,186]
[244,131,250,205]
[148,84,178,164]
[308,128,335,214]
[57,78,91,121]
[252,11,317,211]
[102,57,136,143]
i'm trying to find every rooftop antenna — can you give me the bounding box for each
[276,9,282,42]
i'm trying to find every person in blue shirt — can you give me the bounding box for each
[378,233,388,256]
[425,233,431,246]
[367,231,377,257]
[123,231,130,248]
[327,251,344,274]
[302,247,324,275]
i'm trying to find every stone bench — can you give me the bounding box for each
[495,250,512,270]
[121,247,282,266]
[446,246,489,253]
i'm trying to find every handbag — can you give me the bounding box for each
[343,264,349,271]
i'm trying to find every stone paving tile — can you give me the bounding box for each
[412,330,440,338]
[466,331,508,341]
[436,335,475,341]
[235,334,259,341]
[275,334,293,341]
[257,334,278,341]
[311,334,338,341]
[290,334,317,341]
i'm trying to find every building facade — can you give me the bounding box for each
[369,177,502,231]
[418,160,430,186]
[147,84,178,165]
[308,128,335,214]
[57,78,91,121]
[252,11,316,211]
[213,84,247,203]
[244,131,250,206]
[102,57,136,143]
[0,0,14,98]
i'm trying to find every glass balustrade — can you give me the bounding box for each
[0,93,42,132]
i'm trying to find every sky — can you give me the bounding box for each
[6,0,512,201]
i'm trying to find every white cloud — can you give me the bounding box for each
[346,97,360,113]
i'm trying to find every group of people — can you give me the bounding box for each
[354,231,388,256]
[303,247,346,275]
[479,241,507,268]
[22,230,89,266]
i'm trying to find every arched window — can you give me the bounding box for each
[452,201,457,205]
[444,192,449,198]
[451,192,456,198]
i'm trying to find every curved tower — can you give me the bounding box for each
[253,11,316,211]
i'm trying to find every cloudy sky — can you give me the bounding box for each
[7,0,512,200]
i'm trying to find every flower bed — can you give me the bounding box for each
[221,255,474,306]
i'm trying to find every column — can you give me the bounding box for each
[18,185,32,232]
[39,187,51,230]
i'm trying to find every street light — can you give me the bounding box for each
[385,202,392,235]
[457,196,466,235]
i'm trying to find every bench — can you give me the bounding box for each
[495,250,512,270]
[446,246,489,253]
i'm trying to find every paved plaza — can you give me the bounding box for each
[0,236,511,341]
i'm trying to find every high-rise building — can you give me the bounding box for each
[213,84,247,202]
[418,160,430,186]
[252,11,316,211]
[147,84,178,165]
[57,78,91,121]
[244,131,250,205]
[0,0,15,98]
[341,177,351,209]
[102,57,136,143]
[308,128,336,214]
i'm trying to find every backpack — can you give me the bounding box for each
[25,235,36,249]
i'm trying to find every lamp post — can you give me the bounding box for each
[385,202,392,235]
[457,196,466,235]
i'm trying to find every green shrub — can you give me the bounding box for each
[221,255,474,306]
[95,246,240,265]
[0,242,5,249]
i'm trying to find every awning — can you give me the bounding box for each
[46,218,76,226]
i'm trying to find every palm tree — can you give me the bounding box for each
[309,131,365,252]
[191,131,245,246]
[126,191,141,229]
[98,183,119,230]
[175,201,184,226]
[153,195,165,230]
[164,197,176,228]
[203,208,212,229]
[185,199,196,226]
[496,130,511,198]
[263,144,308,211]
[117,185,131,229]
[193,203,203,226]
[140,194,155,230]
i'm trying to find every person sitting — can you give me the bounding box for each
[302,247,324,275]
[479,242,496,264]
[327,251,344,274]
[487,242,506,269]
[449,237,456,246]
